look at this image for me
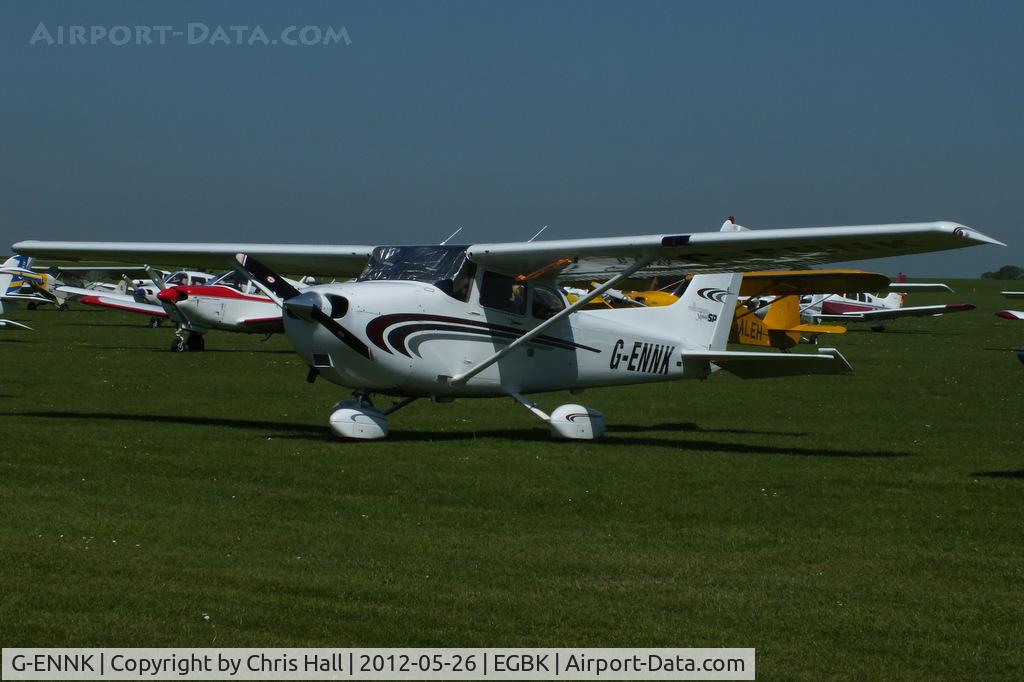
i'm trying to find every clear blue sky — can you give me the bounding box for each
[1,0,1020,276]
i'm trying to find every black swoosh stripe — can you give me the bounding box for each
[366,313,600,356]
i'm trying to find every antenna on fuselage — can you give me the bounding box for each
[440,226,463,245]
[528,225,549,242]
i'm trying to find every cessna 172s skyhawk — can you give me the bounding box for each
[13,219,1002,440]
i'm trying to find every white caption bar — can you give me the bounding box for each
[2,648,754,680]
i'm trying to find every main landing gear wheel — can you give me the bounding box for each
[26,303,37,311]
[329,395,388,440]
[871,322,887,332]
[509,392,606,440]
[170,332,206,352]
[187,332,205,351]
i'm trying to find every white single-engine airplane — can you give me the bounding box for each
[59,270,306,351]
[800,283,975,332]
[14,219,1002,440]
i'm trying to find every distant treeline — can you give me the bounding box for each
[981,265,1024,280]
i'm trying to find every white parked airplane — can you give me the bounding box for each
[1,254,152,313]
[800,283,975,332]
[13,219,1003,439]
[995,290,1024,322]
[59,270,307,351]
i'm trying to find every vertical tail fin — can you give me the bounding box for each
[0,255,27,298]
[671,219,745,351]
[674,271,743,350]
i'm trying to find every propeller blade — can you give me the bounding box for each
[238,255,371,360]
[234,253,301,301]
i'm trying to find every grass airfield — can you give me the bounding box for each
[1,279,1022,679]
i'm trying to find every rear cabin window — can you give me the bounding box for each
[479,271,527,315]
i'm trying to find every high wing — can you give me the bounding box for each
[12,242,375,278]
[57,286,169,317]
[14,220,1000,280]
[817,303,975,322]
[466,221,1001,279]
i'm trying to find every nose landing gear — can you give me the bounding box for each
[327,393,418,440]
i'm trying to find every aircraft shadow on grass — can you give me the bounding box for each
[20,411,911,458]
[90,346,295,355]
[20,411,324,437]
[971,470,1024,479]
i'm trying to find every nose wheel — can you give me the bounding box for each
[327,393,419,440]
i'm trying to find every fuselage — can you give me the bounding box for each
[285,279,707,398]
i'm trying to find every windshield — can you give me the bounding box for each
[359,245,470,285]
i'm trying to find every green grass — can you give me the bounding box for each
[1,279,1022,679]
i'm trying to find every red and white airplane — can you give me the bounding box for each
[995,291,1024,322]
[801,283,975,331]
[59,270,309,351]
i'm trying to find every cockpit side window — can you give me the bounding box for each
[480,271,527,315]
[532,285,566,319]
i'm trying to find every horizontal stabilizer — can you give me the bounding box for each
[684,347,852,379]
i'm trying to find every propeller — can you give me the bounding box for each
[234,253,371,360]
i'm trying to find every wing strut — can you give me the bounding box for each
[447,255,655,386]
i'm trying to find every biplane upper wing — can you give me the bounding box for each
[466,221,1001,280]
[12,241,375,278]
[738,269,891,296]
